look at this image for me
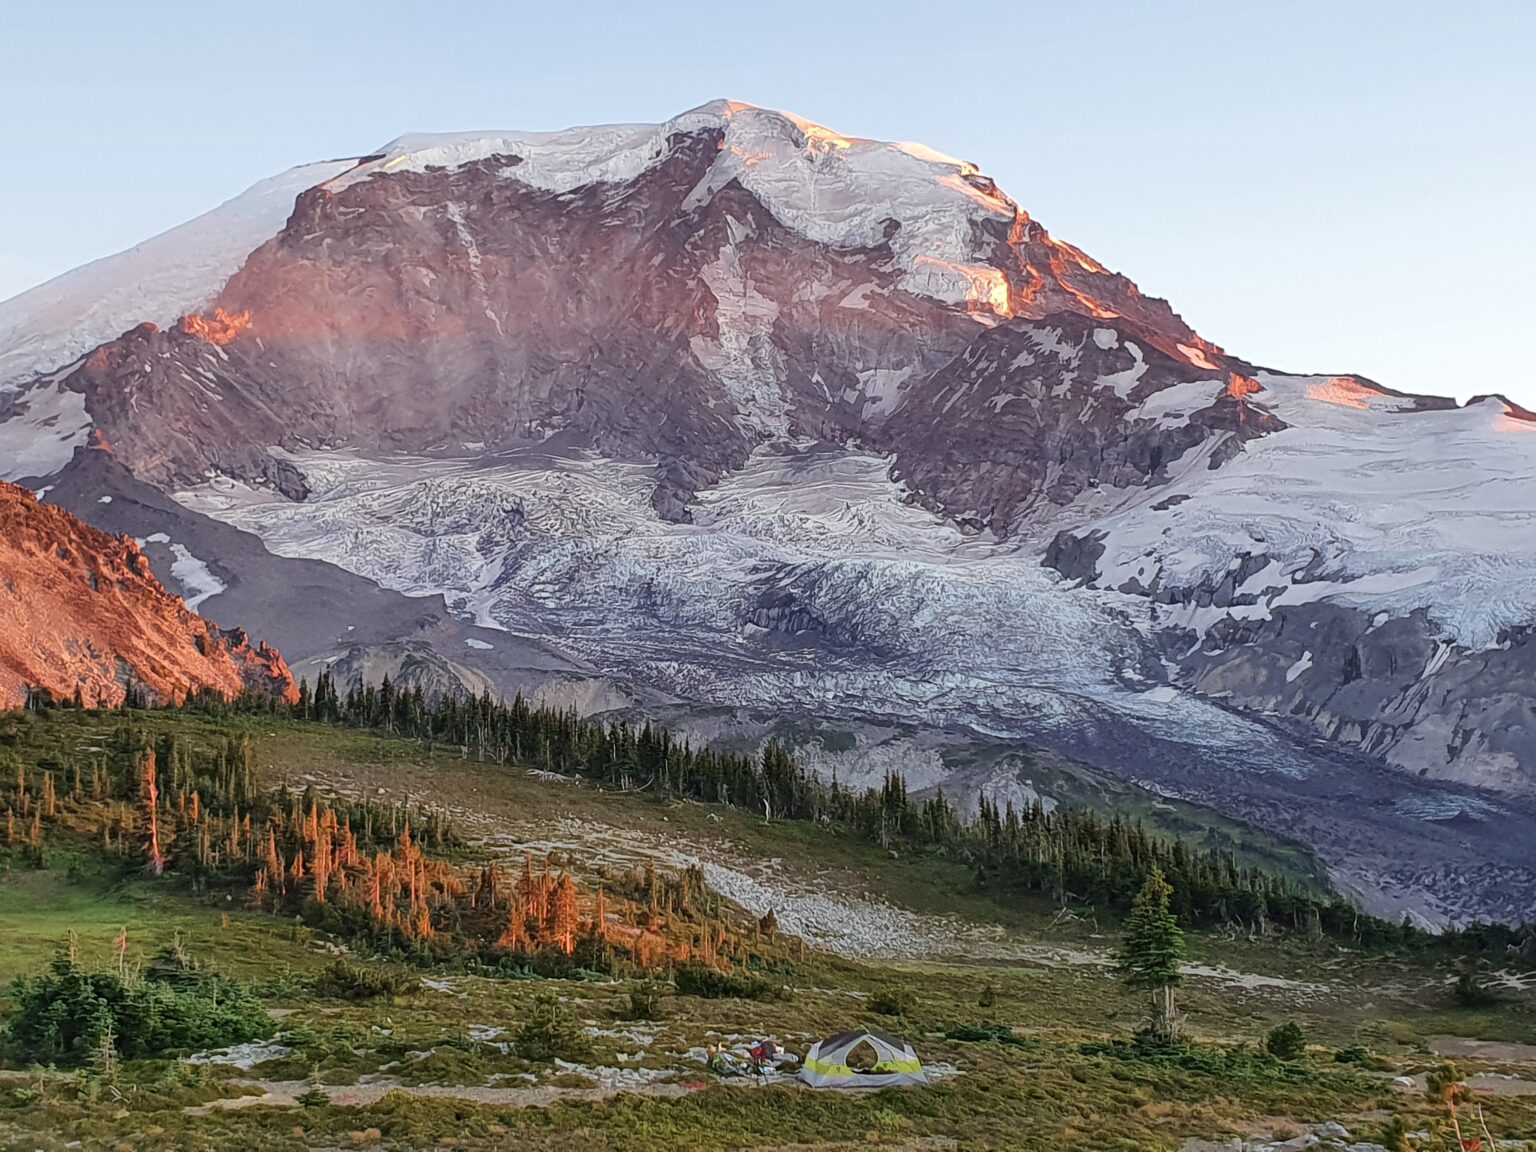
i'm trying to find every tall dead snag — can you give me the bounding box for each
[141,750,165,877]
[515,853,543,933]
[593,884,608,941]
[498,897,527,950]
[264,825,284,894]
[551,874,579,955]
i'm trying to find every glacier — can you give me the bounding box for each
[175,442,1405,780]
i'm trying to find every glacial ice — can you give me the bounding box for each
[1076,375,1536,649]
[179,443,1331,782]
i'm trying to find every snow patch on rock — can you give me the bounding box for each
[0,372,91,480]
[140,532,226,613]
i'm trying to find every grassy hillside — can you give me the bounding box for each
[1,707,1533,1151]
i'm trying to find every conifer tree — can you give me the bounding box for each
[1116,867,1185,1041]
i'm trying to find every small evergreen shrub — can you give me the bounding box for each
[514,993,594,1063]
[5,941,271,1065]
[977,981,996,1009]
[620,979,666,1020]
[1264,1022,1307,1061]
[1452,971,1501,1008]
[296,1084,331,1108]
[1425,1061,1463,1104]
[1380,1115,1414,1152]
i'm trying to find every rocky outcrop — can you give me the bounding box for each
[1175,602,1536,793]
[874,313,1276,533]
[0,481,296,708]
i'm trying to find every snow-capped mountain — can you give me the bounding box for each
[3,101,1534,925]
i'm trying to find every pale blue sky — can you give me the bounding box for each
[2,0,1531,402]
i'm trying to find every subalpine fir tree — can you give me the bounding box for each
[1116,866,1186,1041]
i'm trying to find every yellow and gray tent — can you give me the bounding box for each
[798,1029,928,1089]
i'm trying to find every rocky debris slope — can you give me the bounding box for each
[0,480,296,708]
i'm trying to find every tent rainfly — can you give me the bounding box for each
[798,1029,928,1089]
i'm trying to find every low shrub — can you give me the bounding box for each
[5,940,272,1066]
[1082,1036,1319,1083]
[869,987,913,1017]
[944,1023,1030,1049]
[1264,1022,1307,1062]
[312,960,420,1001]
[673,962,784,1002]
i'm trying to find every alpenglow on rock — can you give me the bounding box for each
[2,100,1535,926]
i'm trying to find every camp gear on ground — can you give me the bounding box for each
[746,1039,778,1074]
[706,1044,748,1078]
[798,1029,928,1088]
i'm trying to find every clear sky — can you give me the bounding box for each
[2,0,1532,404]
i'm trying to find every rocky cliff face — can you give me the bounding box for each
[2,101,1533,923]
[0,480,296,708]
[33,104,1230,525]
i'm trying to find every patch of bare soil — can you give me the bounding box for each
[185,1076,694,1115]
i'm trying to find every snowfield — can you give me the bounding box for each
[1067,375,1536,649]
[0,366,90,481]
